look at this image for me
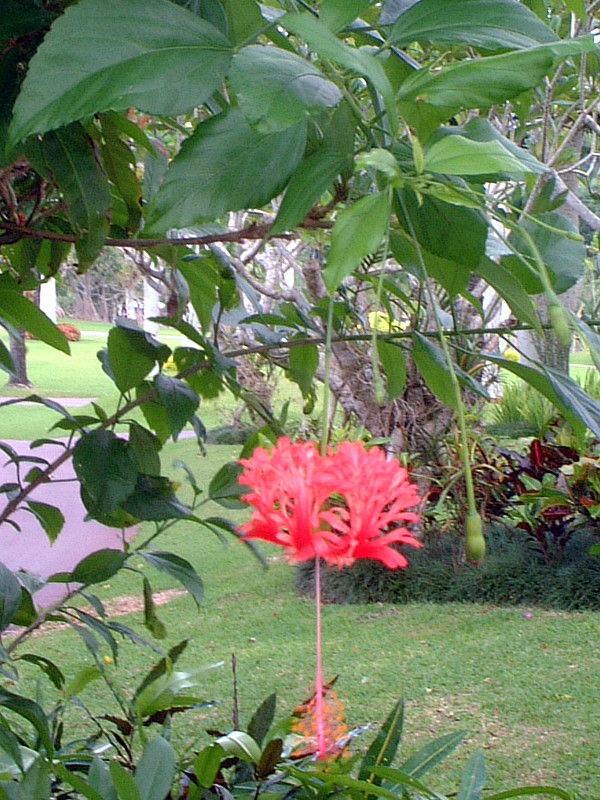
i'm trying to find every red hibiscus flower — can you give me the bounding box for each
[239,438,421,568]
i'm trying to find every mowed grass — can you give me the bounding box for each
[8,439,600,800]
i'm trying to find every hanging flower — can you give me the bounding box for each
[238,437,421,761]
[239,438,421,569]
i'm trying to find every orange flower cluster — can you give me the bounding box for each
[291,690,348,759]
[239,438,421,569]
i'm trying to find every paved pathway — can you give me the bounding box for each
[0,437,136,608]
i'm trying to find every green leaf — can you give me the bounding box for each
[476,257,541,332]
[208,462,246,509]
[194,744,226,789]
[64,665,102,699]
[501,213,585,295]
[0,291,69,354]
[70,549,129,585]
[134,669,210,717]
[128,423,161,477]
[230,45,342,133]
[53,763,106,800]
[289,344,319,398]
[135,737,175,800]
[107,324,170,393]
[145,109,306,232]
[0,563,21,633]
[399,730,466,778]
[154,374,200,440]
[376,340,406,400]
[220,0,264,45]
[142,577,167,639]
[390,233,471,296]
[109,761,142,800]
[141,552,203,609]
[282,12,397,137]
[394,188,487,268]
[271,148,349,235]
[321,0,371,32]
[216,731,262,764]
[412,333,459,411]
[26,124,111,267]
[485,787,572,800]
[0,690,53,758]
[8,0,232,146]
[176,255,220,332]
[358,699,404,784]
[397,38,596,137]
[73,430,138,515]
[457,750,486,800]
[322,193,390,294]
[17,654,64,691]
[133,639,190,701]
[99,115,143,233]
[424,134,545,176]
[23,501,64,544]
[121,474,192,521]
[389,0,558,51]
[18,757,51,800]
[248,693,277,747]
[137,382,172,444]
[88,757,119,800]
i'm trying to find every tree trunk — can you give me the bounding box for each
[7,330,32,387]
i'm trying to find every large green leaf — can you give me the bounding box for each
[209,462,246,509]
[457,750,486,800]
[281,12,397,137]
[424,134,545,176]
[230,45,342,133]
[109,762,142,800]
[399,731,466,779]
[176,255,220,332]
[476,257,541,332]
[26,124,111,267]
[136,737,176,800]
[271,148,349,235]
[107,324,170,393]
[322,193,390,294]
[73,430,138,514]
[0,563,21,633]
[397,38,595,137]
[377,340,406,400]
[390,233,471,296]
[70,549,129,585]
[154,374,200,440]
[411,333,489,408]
[500,212,585,295]
[0,290,69,353]
[0,690,53,757]
[358,699,404,784]
[389,0,557,51]
[394,189,487,269]
[99,115,143,233]
[8,0,232,146]
[288,344,319,398]
[220,0,264,45]
[145,109,306,232]
[121,474,192,520]
[141,552,203,609]
[321,0,371,32]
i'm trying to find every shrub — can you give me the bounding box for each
[294,524,600,610]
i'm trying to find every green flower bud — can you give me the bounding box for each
[548,302,572,349]
[465,512,486,565]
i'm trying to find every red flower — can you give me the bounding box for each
[239,438,421,569]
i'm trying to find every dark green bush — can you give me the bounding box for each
[294,525,600,610]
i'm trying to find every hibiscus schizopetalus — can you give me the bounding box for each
[238,438,421,568]
[238,438,421,760]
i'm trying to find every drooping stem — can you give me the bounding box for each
[314,555,326,759]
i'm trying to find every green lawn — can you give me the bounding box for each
[6,439,599,800]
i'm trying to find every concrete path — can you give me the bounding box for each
[0,438,136,608]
